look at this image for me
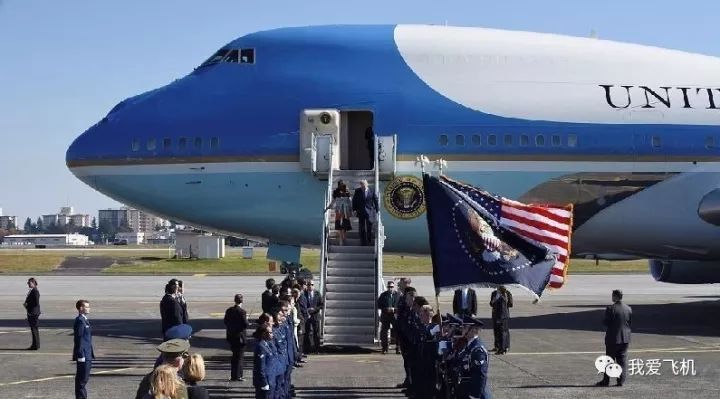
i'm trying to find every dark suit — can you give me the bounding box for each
[23,287,40,349]
[303,290,323,352]
[224,305,248,380]
[179,294,189,324]
[352,187,379,246]
[296,295,308,356]
[261,290,273,314]
[452,288,477,316]
[73,315,95,399]
[602,301,632,385]
[490,290,512,352]
[160,294,184,338]
[377,290,400,352]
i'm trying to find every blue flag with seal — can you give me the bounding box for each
[423,173,558,300]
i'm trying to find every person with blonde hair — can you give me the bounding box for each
[182,353,209,399]
[147,364,185,399]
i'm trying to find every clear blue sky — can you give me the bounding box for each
[1,0,719,223]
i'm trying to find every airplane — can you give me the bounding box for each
[66,24,720,285]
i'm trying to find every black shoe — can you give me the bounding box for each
[298,359,307,363]
[595,381,609,387]
[26,346,38,351]
[396,382,409,388]
[396,348,400,354]
[229,377,245,382]
[616,382,624,387]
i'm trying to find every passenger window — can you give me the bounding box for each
[163,138,172,150]
[211,137,220,149]
[504,134,513,146]
[439,134,448,146]
[651,136,661,148]
[568,134,578,147]
[131,139,139,152]
[147,138,156,151]
[552,135,561,147]
[194,137,202,149]
[488,134,497,146]
[240,49,255,64]
[536,135,545,146]
[705,136,715,149]
[471,134,481,146]
[520,134,529,146]
[179,137,187,150]
[456,134,465,146]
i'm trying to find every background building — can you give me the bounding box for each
[43,207,91,228]
[99,207,167,233]
[114,231,145,245]
[3,233,89,247]
[0,215,18,230]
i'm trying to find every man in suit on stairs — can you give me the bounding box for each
[352,179,379,246]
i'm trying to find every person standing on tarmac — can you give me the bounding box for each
[377,280,400,354]
[457,317,491,399]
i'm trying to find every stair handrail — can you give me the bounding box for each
[318,134,335,341]
[373,134,384,342]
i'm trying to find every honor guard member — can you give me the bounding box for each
[253,326,277,399]
[73,300,95,399]
[272,312,290,398]
[395,286,416,389]
[457,317,491,399]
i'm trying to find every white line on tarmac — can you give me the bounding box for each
[0,330,29,334]
[0,367,136,387]
[497,346,720,356]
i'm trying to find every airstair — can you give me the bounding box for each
[300,109,396,347]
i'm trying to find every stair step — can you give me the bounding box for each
[323,333,375,346]
[329,238,362,246]
[329,230,360,239]
[329,245,374,254]
[324,307,376,318]
[325,287,376,297]
[326,275,378,285]
[327,260,375,270]
[325,287,377,309]
[321,299,376,310]
[324,324,376,335]
[326,267,375,277]
[323,316,376,326]
[327,252,375,261]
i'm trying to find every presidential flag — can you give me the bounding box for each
[423,174,573,299]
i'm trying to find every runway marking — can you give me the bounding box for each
[497,345,720,356]
[0,330,29,334]
[209,312,224,317]
[193,274,207,277]
[0,367,136,387]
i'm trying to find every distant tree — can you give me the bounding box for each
[36,217,44,233]
[65,219,79,234]
[7,220,16,230]
[91,217,97,229]
[23,217,34,233]
[45,222,64,234]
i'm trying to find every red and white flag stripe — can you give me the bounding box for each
[500,200,573,289]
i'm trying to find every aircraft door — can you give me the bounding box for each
[300,110,340,176]
[377,134,397,179]
[313,133,332,174]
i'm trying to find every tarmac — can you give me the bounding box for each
[0,274,719,398]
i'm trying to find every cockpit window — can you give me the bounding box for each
[199,48,254,67]
[240,49,255,64]
[201,49,230,67]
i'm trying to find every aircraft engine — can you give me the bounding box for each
[649,259,720,284]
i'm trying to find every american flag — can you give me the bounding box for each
[442,176,574,289]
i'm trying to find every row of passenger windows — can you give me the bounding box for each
[439,133,578,148]
[652,136,718,149]
[131,137,220,152]
[200,48,255,67]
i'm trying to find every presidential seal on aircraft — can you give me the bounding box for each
[384,175,426,219]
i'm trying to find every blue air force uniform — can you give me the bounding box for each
[72,314,95,399]
[457,336,491,399]
[253,340,277,398]
[273,324,289,398]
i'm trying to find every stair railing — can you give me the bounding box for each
[318,135,335,341]
[373,135,384,343]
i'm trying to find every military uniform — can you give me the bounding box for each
[253,339,277,399]
[457,336,491,399]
